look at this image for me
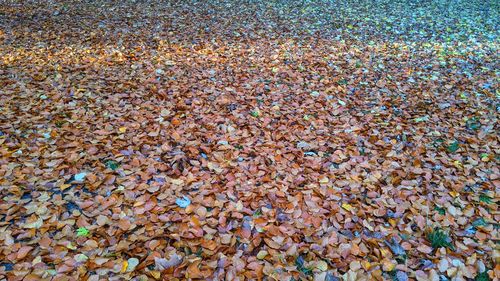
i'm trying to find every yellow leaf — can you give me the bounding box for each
[319,177,329,184]
[32,256,42,265]
[449,191,460,198]
[121,260,128,273]
[257,250,268,260]
[342,203,353,211]
[66,242,76,250]
[118,127,127,133]
[150,271,161,279]
[60,184,72,191]
[380,248,390,257]
[171,179,184,185]
[361,260,371,270]
[452,160,463,169]
[316,260,328,271]
[207,162,223,173]
[382,259,395,271]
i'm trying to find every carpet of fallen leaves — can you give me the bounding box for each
[0,0,499,280]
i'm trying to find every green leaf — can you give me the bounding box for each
[337,78,348,85]
[475,271,491,281]
[432,138,444,147]
[427,228,454,250]
[434,206,446,215]
[250,110,260,118]
[479,194,492,204]
[105,160,119,171]
[253,208,262,217]
[472,218,488,227]
[75,254,89,262]
[55,120,66,128]
[76,227,90,237]
[295,255,313,276]
[447,140,459,153]
[414,116,430,123]
[466,117,481,130]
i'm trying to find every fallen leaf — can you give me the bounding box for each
[155,253,183,270]
[257,250,268,260]
[417,244,433,254]
[176,196,191,208]
[17,246,33,260]
[127,258,139,272]
[74,172,87,181]
[342,203,353,211]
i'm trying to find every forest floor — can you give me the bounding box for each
[0,0,498,280]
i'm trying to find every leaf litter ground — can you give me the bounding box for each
[0,0,498,280]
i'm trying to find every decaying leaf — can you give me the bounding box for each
[0,0,497,280]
